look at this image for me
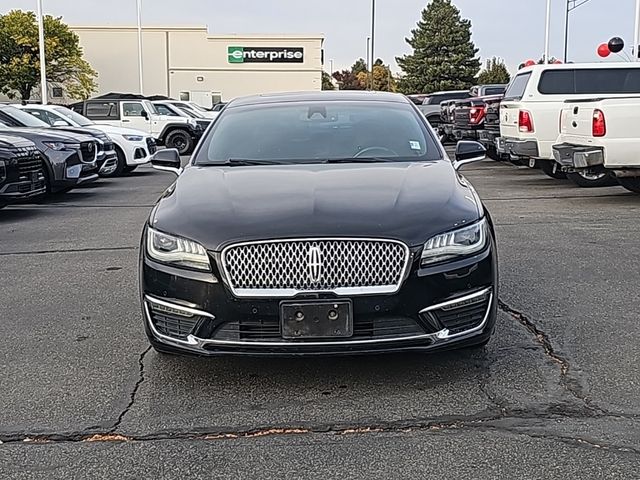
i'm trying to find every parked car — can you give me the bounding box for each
[16,104,156,177]
[452,95,503,143]
[477,96,506,161]
[164,100,218,119]
[469,84,507,97]
[76,96,203,155]
[152,101,212,132]
[140,91,497,356]
[0,121,98,193]
[0,105,116,177]
[0,134,46,208]
[418,90,470,127]
[499,63,640,183]
[553,97,640,192]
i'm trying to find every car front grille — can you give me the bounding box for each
[80,141,97,163]
[146,137,157,154]
[212,315,425,343]
[14,146,43,175]
[221,238,410,297]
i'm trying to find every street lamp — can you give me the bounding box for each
[564,0,593,63]
[370,0,376,90]
[36,0,47,104]
[136,0,144,94]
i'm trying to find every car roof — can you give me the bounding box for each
[517,62,640,73]
[229,91,411,108]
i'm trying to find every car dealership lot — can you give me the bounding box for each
[1,158,639,478]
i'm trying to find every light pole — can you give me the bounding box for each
[366,36,371,90]
[36,0,47,104]
[370,0,376,90]
[329,59,334,75]
[635,0,640,61]
[564,0,593,63]
[136,0,144,94]
[544,0,551,63]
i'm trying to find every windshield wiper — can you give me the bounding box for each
[325,157,399,164]
[218,159,287,166]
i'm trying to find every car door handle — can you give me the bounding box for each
[122,119,130,123]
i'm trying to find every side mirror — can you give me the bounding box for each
[453,141,486,170]
[151,149,182,176]
[141,110,149,120]
[53,120,69,126]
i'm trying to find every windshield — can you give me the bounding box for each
[53,107,94,127]
[2,106,50,128]
[175,104,205,118]
[194,101,441,165]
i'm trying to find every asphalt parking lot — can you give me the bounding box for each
[1,155,640,478]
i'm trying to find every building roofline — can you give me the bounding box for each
[70,25,324,39]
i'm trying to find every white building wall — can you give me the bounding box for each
[72,26,324,104]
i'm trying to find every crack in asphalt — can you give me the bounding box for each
[498,300,607,416]
[3,413,639,457]
[0,246,138,257]
[108,347,152,434]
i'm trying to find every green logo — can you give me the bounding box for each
[228,46,244,63]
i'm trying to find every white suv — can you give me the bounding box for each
[17,104,157,176]
[78,98,204,156]
[499,62,640,183]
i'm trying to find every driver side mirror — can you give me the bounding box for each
[453,141,486,170]
[151,149,182,176]
[141,110,149,120]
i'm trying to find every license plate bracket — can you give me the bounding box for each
[280,300,353,339]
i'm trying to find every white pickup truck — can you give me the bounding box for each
[553,96,640,194]
[499,62,640,187]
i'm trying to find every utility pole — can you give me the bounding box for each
[564,1,593,63]
[370,0,376,90]
[136,0,144,94]
[544,0,551,63]
[36,0,47,104]
[635,0,640,61]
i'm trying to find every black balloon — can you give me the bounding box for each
[608,37,625,54]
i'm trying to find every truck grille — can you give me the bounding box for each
[80,141,97,163]
[221,238,410,297]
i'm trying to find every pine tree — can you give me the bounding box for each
[397,0,481,94]
[477,57,511,85]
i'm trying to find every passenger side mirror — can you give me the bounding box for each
[141,110,149,120]
[151,149,182,176]
[453,141,486,170]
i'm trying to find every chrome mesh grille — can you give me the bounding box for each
[222,239,410,297]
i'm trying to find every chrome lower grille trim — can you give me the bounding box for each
[220,238,411,298]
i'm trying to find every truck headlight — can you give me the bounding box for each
[146,228,211,271]
[43,141,74,151]
[421,218,488,266]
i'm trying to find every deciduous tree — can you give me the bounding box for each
[0,10,97,100]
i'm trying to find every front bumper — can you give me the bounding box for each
[140,241,498,357]
[552,143,605,169]
[97,151,118,176]
[502,137,539,158]
[0,171,46,204]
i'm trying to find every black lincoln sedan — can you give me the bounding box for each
[140,91,497,356]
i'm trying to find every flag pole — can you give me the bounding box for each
[36,0,47,104]
[544,0,552,63]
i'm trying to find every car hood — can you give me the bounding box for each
[0,127,95,144]
[90,124,150,137]
[152,161,482,251]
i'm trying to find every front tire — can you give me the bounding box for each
[165,130,193,156]
[538,160,567,179]
[566,170,617,188]
[618,177,640,193]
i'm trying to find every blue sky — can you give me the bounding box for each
[0,0,637,73]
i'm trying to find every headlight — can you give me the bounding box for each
[123,135,144,142]
[421,218,488,266]
[146,228,211,271]
[43,141,72,151]
[0,159,6,183]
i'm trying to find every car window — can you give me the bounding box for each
[503,73,532,101]
[538,68,640,95]
[52,107,93,127]
[24,109,56,125]
[0,106,50,127]
[195,101,442,165]
[485,87,506,96]
[123,102,146,117]
[155,104,179,116]
[86,102,119,120]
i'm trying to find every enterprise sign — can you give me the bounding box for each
[228,46,304,64]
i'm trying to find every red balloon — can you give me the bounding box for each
[553,59,563,64]
[524,59,536,67]
[598,43,611,58]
